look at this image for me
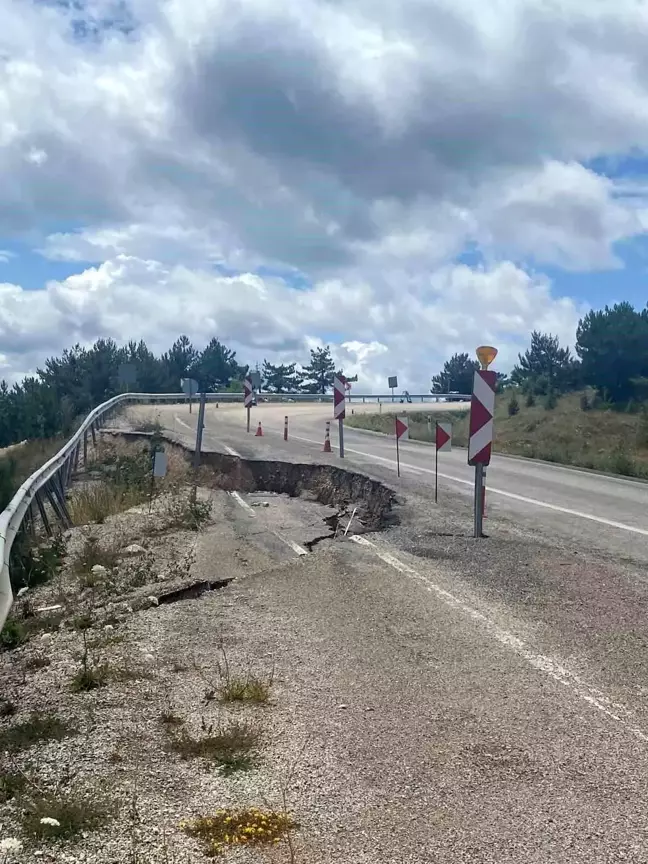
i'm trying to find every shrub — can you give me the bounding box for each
[525,391,536,407]
[507,394,520,417]
[544,390,558,410]
[579,392,590,411]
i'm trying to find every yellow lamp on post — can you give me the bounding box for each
[476,345,498,370]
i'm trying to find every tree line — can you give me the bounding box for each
[0,339,342,449]
[432,301,648,411]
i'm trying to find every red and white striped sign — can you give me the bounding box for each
[333,375,346,420]
[244,375,254,408]
[395,415,409,440]
[468,370,497,465]
[436,422,452,452]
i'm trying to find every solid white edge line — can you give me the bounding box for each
[224,444,242,457]
[350,535,648,743]
[229,492,308,556]
[287,433,648,538]
[174,415,193,431]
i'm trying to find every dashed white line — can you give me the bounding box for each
[229,492,308,556]
[288,433,648,537]
[174,415,193,431]
[230,490,253,512]
[224,444,242,457]
[351,534,648,743]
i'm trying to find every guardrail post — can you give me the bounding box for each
[83,432,88,467]
[35,491,52,537]
[45,482,71,529]
[91,423,97,447]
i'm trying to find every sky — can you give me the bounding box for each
[2,0,648,393]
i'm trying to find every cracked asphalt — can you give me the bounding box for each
[119,401,648,862]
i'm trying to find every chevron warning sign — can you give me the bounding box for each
[333,375,346,420]
[244,375,254,409]
[468,370,497,466]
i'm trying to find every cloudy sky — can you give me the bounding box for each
[2,0,648,392]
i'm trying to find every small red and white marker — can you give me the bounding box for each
[434,421,452,503]
[435,422,452,453]
[394,414,408,477]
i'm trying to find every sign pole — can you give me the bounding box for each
[333,375,347,459]
[474,464,484,538]
[246,406,250,434]
[193,391,207,469]
[244,375,253,432]
[435,422,439,503]
[395,416,401,477]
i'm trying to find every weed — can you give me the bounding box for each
[20,789,114,840]
[121,549,157,588]
[0,712,77,752]
[0,699,16,717]
[25,655,51,671]
[507,394,520,416]
[0,770,27,803]
[0,618,27,650]
[181,807,295,856]
[72,534,119,586]
[160,710,185,727]
[171,662,187,673]
[163,491,213,531]
[70,631,110,692]
[168,717,260,774]
[9,532,66,595]
[131,416,163,435]
[219,675,273,704]
[71,664,111,692]
[525,391,536,407]
[73,613,95,631]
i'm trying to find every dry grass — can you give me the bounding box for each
[168,718,260,774]
[68,482,147,526]
[20,788,115,841]
[345,390,648,479]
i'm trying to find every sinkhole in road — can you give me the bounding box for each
[108,430,399,544]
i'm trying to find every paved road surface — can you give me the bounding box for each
[118,400,648,861]
[139,401,648,563]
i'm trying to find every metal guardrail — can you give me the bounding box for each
[0,391,199,631]
[0,387,472,631]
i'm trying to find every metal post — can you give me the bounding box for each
[193,391,207,469]
[395,417,400,478]
[338,417,345,458]
[91,423,96,447]
[246,406,251,434]
[435,422,439,504]
[83,431,88,467]
[46,482,71,529]
[474,464,484,538]
[391,386,394,403]
[284,416,288,441]
[35,490,52,537]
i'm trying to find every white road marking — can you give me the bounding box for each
[174,415,193,431]
[229,492,308,556]
[230,490,253,512]
[351,535,648,742]
[288,433,648,537]
[224,445,242,457]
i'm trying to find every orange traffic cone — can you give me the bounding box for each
[322,421,332,452]
[255,422,263,437]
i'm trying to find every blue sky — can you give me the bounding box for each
[3,0,648,389]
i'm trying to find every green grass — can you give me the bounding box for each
[20,789,114,840]
[345,390,648,479]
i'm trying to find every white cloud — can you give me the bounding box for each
[0,255,585,390]
[0,0,646,387]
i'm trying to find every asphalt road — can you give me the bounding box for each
[142,400,648,564]
[117,400,648,861]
